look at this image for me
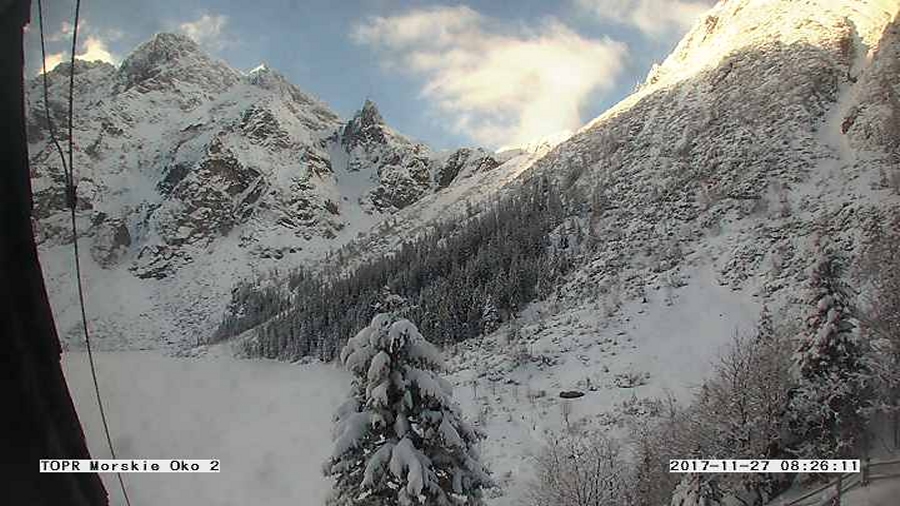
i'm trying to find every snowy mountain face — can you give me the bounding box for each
[307,0,900,308]
[26,33,506,348]
[523,0,900,310]
[338,99,501,213]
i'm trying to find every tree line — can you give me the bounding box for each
[214,176,577,361]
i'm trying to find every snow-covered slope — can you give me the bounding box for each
[523,0,900,314]
[27,33,512,349]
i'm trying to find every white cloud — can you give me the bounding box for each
[37,35,115,75]
[179,13,230,50]
[354,6,627,148]
[575,0,714,36]
[76,36,115,63]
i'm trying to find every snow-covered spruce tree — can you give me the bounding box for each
[756,305,775,342]
[324,313,492,506]
[788,247,874,459]
[480,298,500,335]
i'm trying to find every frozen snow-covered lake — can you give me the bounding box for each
[63,351,349,506]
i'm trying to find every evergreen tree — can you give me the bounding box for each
[788,248,874,458]
[756,305,774,342]
[325,314,492,506]
[480,297,500,335]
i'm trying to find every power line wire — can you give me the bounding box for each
[37,1,132,505]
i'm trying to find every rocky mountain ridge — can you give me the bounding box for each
[27,32,511,348]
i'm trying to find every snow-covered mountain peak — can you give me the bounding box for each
[248,62,270,74]
[117,32,240,96]
[643,0,897,92]
[244,61,290,88]
[138,32,204,58]
[49,58,116,78]
[242,62,339,126]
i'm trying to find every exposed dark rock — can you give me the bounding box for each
[90,216,132,266]
[130,243,191,279]
[342,99,387,149]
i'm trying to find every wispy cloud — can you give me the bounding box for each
[47,20,77,42]
[354,5,627,148]
[574,0,714,36]
[179,13,230,51]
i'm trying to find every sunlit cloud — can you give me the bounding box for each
[36,19,118,73]
[354,6,627,148]
[574,0,714,36]
[76,36,115,63]
[41,52,67,74]
[179,13,230,50]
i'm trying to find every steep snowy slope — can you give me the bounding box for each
[27,33,508,349]
[291,0,900,327]
[224,0,900,372]
[521,0,900,314]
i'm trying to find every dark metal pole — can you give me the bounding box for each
[0,0,108,504]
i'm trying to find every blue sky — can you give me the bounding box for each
[26,0,715,149]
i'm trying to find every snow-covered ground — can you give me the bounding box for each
[61,256,756,506]
[444,260,761,505]
[63,351,349,506]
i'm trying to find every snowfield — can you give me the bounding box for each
[63,351,349,506]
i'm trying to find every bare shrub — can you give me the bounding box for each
[695,331,793,461]
[629,396,682,506]
[629,327,795,506]
[527,430,630,506]
[858,211,900,444]
[859,211,900,353]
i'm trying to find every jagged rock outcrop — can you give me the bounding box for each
[339,99,436,212]
[338,99,503,212]
[435,147,501,189]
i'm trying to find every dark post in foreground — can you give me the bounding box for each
[0,0,108,503]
